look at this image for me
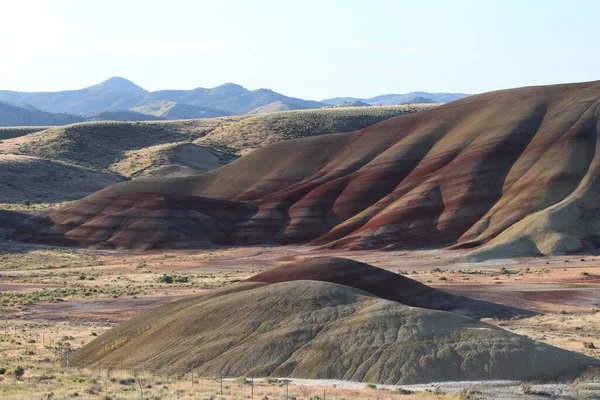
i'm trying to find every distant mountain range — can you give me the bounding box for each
[322,92,470,106]
[0,101,86,126]
[0,77,471,126]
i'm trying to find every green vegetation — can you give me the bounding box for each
[0,287,146,306]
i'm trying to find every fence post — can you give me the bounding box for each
[220,377,223,395]
[251,377,254,400]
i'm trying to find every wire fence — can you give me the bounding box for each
[2,323,332,400]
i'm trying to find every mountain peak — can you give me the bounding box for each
[88,77,147,94]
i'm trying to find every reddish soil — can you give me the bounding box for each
[12,81,600,261]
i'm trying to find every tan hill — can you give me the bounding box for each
[0,126,48,140]
[71,258,598,384]
[16,80,600,261]
[131,101,233,119]
[248,101,310,114]
[0,154,123,203]
[111,142,238,178]
[196,104,435,155]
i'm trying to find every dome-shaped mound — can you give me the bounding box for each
[71,280,598,384]
[246,257,532,319]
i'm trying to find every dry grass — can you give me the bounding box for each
[0,321,460,400]
[0,126,48,140]
[489,312,600,359]
[196,105,436,155]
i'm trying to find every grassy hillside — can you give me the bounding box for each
[197,104,437,154]
[0,126,48,140]
[248,100,309,114]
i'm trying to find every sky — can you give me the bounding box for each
[0,0,598,100]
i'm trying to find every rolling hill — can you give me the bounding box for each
[0,105,429,204]
[15,80,600,261]
[248,101,309,114]
[71,257,597,384]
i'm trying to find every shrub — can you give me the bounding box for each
[584,341,596,349]
[14,365,24,379]
[581,271,590,276]
[0,367,6,375]
[457,388,479,399]
[157,275,173,284]
[364,383,377,389]
[173,275,189,283]
[235,376,249,385]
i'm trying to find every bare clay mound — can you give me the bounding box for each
[246,257,533,319]
[14,80,600,260]
[72,279,598,384]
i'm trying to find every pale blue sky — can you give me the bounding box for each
[0,0,598,99]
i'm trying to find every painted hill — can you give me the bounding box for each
[16,80,600,260]
[246,257,532,319]
[322,92,469,106]
[71,258,597,384]
[131,101,232,119]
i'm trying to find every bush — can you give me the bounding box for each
[0,367,6,375]
[364,383,377,389]
[14,365,24,379]
[457,388,479,400]
[584,341,596,349]
[157,275,173,284]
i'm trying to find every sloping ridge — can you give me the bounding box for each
[15,80,600,259]
[72,257,598,384]
[246,257,533,319]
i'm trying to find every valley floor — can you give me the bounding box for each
[1,242,599,398]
